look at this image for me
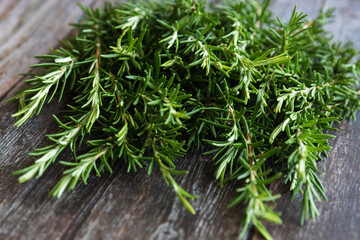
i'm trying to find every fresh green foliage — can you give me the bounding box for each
[11,0,360,239]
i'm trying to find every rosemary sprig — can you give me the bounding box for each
[11,1,360,239]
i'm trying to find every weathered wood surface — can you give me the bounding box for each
[0,0,113,99]
[0,0,359,240]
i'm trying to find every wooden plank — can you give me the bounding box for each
[0,0,110,100]
[0,99,120,239]
[0,0,359,240]
[251,118,360,240]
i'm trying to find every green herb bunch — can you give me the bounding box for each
[11,0,360,239]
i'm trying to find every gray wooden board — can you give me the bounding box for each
[0,0,359,239]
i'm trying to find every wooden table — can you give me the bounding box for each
[0,0,359,239]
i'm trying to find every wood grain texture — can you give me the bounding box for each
[251,119,360,240]
[0,0,111,99]
[0,0,359,240]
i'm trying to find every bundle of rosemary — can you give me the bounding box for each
[11,0,359,239]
